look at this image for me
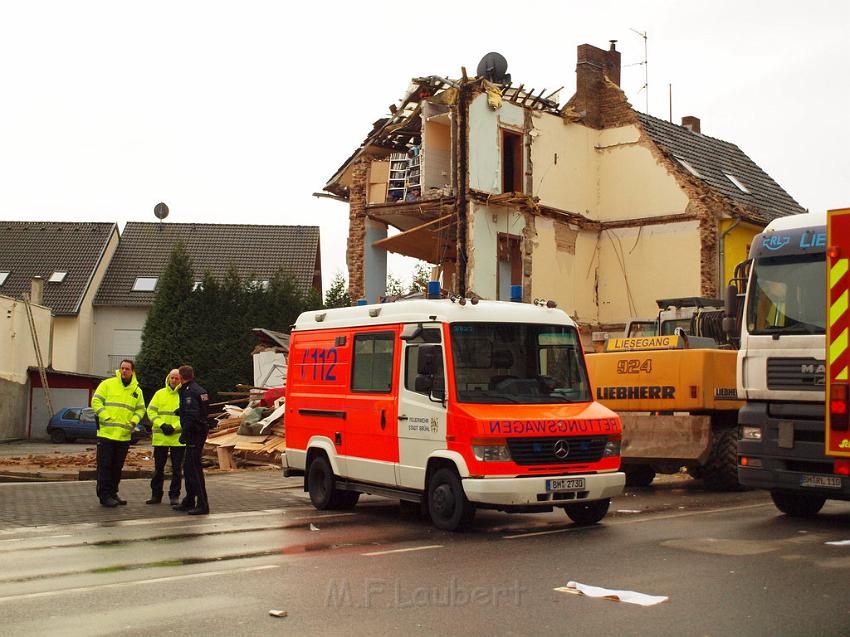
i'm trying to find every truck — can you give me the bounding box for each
[735,208,850,514]
[281,296,625,531]
[585,298,744,489]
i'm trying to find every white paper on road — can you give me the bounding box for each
[616,510,642,513]
[825,539,850,546]
[555,581,669,606]
[268,609,288,618]
[309,523,320,531]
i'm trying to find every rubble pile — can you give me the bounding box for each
[205,384,285,469]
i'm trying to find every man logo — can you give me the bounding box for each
[553,439,570,459]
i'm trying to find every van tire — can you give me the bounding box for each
[335,490,360,510]
[307,455,340,510]
[770,490,826,517]
[428,467,475,531]
[565,498,610,525]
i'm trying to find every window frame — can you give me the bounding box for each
[132,277,158,292]
[350,331,396,394]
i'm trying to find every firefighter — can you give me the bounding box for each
[145,368,186,505]
[91,359,146,507]
[173,365,210,515]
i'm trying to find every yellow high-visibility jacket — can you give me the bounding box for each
[147,375,184,447]
[91,371,146,442]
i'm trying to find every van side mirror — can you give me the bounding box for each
[417,344,445,404]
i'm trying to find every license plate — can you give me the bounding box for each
[546,478,586,492]
[800,474,842,489]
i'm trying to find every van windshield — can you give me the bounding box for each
[449,323,591,404]
[747,253,825,335]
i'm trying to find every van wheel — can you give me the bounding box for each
[565,498,610,525]
[335,490,360,510]
[428,467,475,531]
[307,455,339,510]
[770,490,826,517]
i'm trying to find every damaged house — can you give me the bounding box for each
[323,42,805,337]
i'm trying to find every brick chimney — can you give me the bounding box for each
[681,116,701,134]
[573,41,622,128]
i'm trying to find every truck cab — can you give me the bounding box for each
[282,298,624,531]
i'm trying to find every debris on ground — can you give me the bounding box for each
[204,384,285,470]
[554,581,669,606]
[268,610,288,618]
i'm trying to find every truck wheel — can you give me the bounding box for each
[307,455,340,510]
[624,465,656,487]
[49,430,66,444]
[428,467,475,531]
[565,498,610,525]
[700,427,740,491]
[770,490,826,517]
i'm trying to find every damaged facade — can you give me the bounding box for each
[324,42,805,336]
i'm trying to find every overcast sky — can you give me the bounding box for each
[1,1,847,294]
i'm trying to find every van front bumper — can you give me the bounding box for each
[462,472,625,506]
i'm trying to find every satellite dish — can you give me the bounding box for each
[476,52,511,84]
[154,202,169,220]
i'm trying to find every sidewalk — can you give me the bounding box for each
[0,470,306,529]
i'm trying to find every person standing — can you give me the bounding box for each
[91,359,146,507]
[174,365,210,515]
[146,368,186,505]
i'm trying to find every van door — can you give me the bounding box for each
[396,324,448,490]
[345,328,400,485]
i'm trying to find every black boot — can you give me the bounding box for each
[100,496,119,508]
[146,495,162,505]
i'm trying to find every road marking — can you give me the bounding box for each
[362,544,443,556]
[502,502,773,539]
[0,564,280,603]
[291,512,358,520]
[0,534,71,543]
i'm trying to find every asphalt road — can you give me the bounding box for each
[0,477,849,637]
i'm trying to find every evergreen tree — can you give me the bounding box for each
[135,243,194,399]
[324,271,351,308]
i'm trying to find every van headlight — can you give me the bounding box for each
[471,438,512,462]
[603,436,621,457]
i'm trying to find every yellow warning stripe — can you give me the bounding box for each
[830,258,848,289]
[831,327,848,381]
[830,289,848,328]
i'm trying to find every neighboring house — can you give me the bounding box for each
[324,41,806,338]
[91,222,322,377]
[0,221,118,375]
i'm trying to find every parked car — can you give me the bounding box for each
[46,407,148,444]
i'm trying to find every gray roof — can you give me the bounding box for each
[637,113,806,221]
[94,222,321,307]
[0,222,117,316]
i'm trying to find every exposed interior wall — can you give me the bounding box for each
[91,306,148,377]
[719,219,762,286]
[467,202,525,299]
[469,93,500,194]
[597,221,702,324]
[0,295,52,382]
[530,115,598,216]
[529,217,599,323]
[422,103,452,193]
[597,127,689,221]
[367,161,389,205]
[364,219,388,302]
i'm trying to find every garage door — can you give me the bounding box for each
[30,388,91,439]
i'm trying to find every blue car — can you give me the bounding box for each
[46,407,148,444]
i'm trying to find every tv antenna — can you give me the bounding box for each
[627,28,648,114]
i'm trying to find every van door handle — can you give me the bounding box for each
[397,415,409,421]
[381,410,386,430]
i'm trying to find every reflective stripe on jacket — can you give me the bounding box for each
[147,374,184,447]
[91,371,146,442]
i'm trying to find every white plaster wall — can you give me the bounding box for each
[467,202,525,299]
[530,218,599,323]
[468,93,500,194]
[498,101,524,128]
[0,295,52,383]
[529,114,598,217]
[597,221,701,324]
[51,317,80,373]
[597,136,689,221]
[92,306,149,377]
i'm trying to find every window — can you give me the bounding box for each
[404,328,443,394]
[64,408,81,421]
[48,271,67,283]
[0,272,8,287]
[501,129,524,193]
[249,279,270,291]
[132,277,158,292]
[724,173,750,193]
[497,234,521,301]
[747,254,825,335]
[675,157,702,178]
[193,281,203,291]
[351,332,395,393]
